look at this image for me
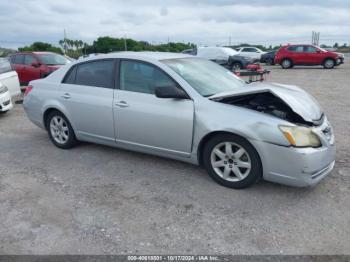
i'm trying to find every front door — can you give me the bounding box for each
[303,45,322,65]
[22,54,41,83]
[113,60,194,156]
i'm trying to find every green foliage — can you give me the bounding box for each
[18,42,63,54]
[18,38,348,58]
[58,38,87,58]
[85,36,196,54]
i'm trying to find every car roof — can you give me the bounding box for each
[78,51,192,62]
[13,51,56,55]
[284,44,314,46]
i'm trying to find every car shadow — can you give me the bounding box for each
[73,141,317,195]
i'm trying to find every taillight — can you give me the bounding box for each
[24,85,33,96]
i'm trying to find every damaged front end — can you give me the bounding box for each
[209,83,324,127]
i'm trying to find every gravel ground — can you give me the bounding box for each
[0,61,349,255]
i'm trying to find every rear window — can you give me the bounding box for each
[242,47,257,52]
[62,66,77,84]
[75,60,115,88]
[0,58,13,74]
[12,55,25,64]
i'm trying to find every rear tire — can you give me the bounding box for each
[323,58,335,69]
[46,111,77,149]
[203,134,262,189]
[281,59,292,69]
[231,62,243,71]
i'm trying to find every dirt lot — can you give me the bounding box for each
[0,61,349,255]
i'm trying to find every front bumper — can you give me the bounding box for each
[250,119,336,187]
[251,139,336,187]
[336,57,344,65]
[0,91,13,112]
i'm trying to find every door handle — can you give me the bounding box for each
[61,93,71,99]
[115,101,129,108]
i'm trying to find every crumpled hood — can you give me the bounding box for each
[209,82,323,123]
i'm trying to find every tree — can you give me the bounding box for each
[18,42,63,54]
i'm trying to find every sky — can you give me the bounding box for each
[0,0,349,49]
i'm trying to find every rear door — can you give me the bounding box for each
[113,59,194,157]
[60,59,116,143]
[287,45,305,64]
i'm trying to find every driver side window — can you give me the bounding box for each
[120,60,177,94]
[24,55,37,66]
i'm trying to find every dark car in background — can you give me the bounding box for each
[260,50,277,65]
[182,47,259,71]
[275,44,344,69]
[9,52,71,86]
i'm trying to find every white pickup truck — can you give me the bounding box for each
[0,58,21,113]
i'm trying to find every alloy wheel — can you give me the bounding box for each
[50,116,69,145]
[210,142,251,182]
[324,59,334,69]
[282,59,291,68]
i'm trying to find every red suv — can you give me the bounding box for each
[275,44,344,69]
[9,52,70,86]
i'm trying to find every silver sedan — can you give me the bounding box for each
[23,52,336,189]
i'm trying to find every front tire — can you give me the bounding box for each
[46,111,77,149]
[203,134,262,189]
[323,58,335,69]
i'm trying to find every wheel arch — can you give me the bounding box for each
[281,57,293,64]
[42,106,76,134]
[322,57,335,65]
[197,131,259,166]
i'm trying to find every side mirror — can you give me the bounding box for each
[316,50,321,53]
[31,62,41,68]
[155,86,189,99]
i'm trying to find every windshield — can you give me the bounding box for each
[38,53,69,65]
[317,46,328,52]
[162,57,245,97]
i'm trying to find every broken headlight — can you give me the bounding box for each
[279,125,321,147]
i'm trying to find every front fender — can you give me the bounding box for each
[191,100,291,162]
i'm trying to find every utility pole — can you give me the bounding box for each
[312,31,320,46]
[229,36,232,46]
[124,35,127,51]
[63,29,67,54]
